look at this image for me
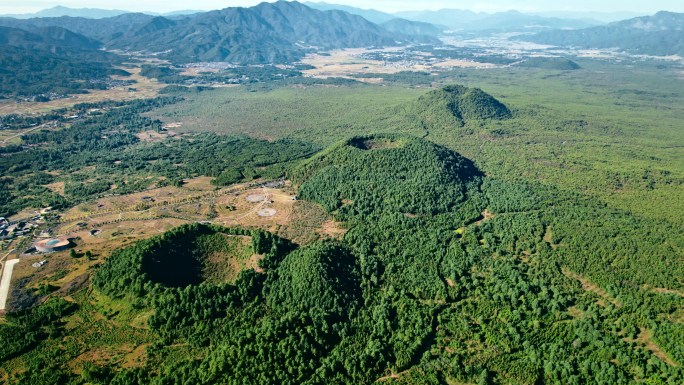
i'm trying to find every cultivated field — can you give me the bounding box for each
[0,66,163,115]
[301,48,496,80]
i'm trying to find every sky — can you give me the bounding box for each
[2,0,683,15]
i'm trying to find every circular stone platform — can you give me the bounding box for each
[246,194,266,203]
[35,237,71,253]
[257,208,277,217]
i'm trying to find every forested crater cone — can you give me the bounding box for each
[407,84,511,129]
[290,134,483,217]
[139,225,255,287]
[93,223,293,294]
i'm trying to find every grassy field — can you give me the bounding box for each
[151,59,683,226]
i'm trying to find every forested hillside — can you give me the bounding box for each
[0,26,125,98]
[404,85,512,130]
[292,135,482,217]
[0,1,435,64]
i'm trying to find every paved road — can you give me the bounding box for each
[1,125,43,144]
[0,258,19,311]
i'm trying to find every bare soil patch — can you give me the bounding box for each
[625,328,679,367]
[11,180,302,306]
[567,305,585,319]
[317,220,347,240]
[301,48,498,80]
[68,345,135,373]
[181,176,217,191]
[473,209,494,226]
[56,273,90,296]
[45,181,66,196]
[277,201,329,245]
[246,194,267,203]
[543,225,560,250]
[135,130,178,143]
[257,208,277,217]
[130,310,154,330]
[562,268,622,308]
[203,234,255,283]
[642,284,684,298]
[377,369,410,382]
[121,343,151,369]
[667,309,684,324]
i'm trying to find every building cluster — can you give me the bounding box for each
[0,208,53,242]
[0,218,37,240]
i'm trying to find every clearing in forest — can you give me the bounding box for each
[473,209,495,226]
[543,225,559,249]
[642,284,684,298]
[562,268,622,308]
[625,328,679,367]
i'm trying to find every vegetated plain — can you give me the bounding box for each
[153,58,684,226]
[0,51,683,385]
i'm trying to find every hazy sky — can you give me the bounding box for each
[2,0,683,15]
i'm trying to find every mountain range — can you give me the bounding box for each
[2,2,679,65]
[4,3,606,35]
[522,11,684,57]
[0,1,438,64]
[304,2,445,36]
[0,25,124,98]
[0,5,203,19]
[393,9,598,31]
[381,18,443,37]
[304,3,599,32]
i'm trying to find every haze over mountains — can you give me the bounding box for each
[0,5,203,19]
[0,1,683,66]
[524,11,684,56]
[393,9,598,31]
[305,2,599,32]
